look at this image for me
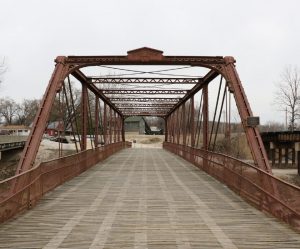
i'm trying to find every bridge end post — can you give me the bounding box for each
[16,56,68,175]
[222,57,272,173]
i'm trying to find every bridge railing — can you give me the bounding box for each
[163,142,300,232]
[0,141,131,223]
[0,136,28,143]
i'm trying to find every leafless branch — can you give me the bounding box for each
[274,65,300,131]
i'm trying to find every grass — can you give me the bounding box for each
[140,137,162,144]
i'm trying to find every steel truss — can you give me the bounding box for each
[114,103,174,108]
[17,47,271,176]
[110,97,181,102]
[101,89,188,94]
[9,47,300,232]
[90,77,201,84]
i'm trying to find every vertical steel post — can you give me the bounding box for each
[173,112,176,143]
[176,108,180,144]
[279,148,282,166]
[203,85,209,150]
[121,117,125,142]
[292,148,295,165]
[285,148,289,165]
[182,102,187,146]
[202,85,209,170]
[169,115,172,142]
[191,95,195,147]
[164,117,168,142]
[114,111,117,143]
[271,149,275,166]
[109,107,113,144]
[81,83,88,151]
[117,114,120,142]
[103,103,107,144]
[95,97,99,148]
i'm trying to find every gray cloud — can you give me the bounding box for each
[1,0,299,124]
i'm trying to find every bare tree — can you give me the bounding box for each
[49,81,81,129]
[15,99,40,126]
[274,66,300,131]
[0,97,18,125]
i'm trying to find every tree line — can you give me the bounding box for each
[0,98,40,126]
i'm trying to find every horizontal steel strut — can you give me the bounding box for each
[118,107,171,110]
[101,89,188,94]
[89,77,201,84]
[114,103,174,108]
[110,98,181,102]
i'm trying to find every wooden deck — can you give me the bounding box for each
[0,148,299,248]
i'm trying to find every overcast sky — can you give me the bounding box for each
[1,0,299,124]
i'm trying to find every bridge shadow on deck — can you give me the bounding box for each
[0,148,299,248]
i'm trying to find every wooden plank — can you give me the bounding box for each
[0,149,299,248]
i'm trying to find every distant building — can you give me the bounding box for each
[0,125,31,136]
[45,121,72,137]
[124,116,146,134]
[124,117,164,135]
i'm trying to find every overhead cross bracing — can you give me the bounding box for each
[109,97,182,101]
[114,103,174,108]
[89,77,201,84]
[86,77,199,117]
[101,89,189,94]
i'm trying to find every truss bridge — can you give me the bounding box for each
[0,47,299,248]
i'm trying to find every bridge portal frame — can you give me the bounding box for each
[16,47,271,175]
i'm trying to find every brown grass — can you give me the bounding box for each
[140,137,162,144]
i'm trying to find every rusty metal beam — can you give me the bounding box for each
[103,103,107,144]
[114,103,174,108]
[203,84,209,150]
[16,56,68,174]
[122,109,168,112]
[102,89,188,95]
[66,54,224,66]
[81,83,88,150]
[223,57,272,172]
[123,113,166,117]
[110,97,181,102]
[95,97,99,147]
[71,70,123,117]
[166,70,218,117]
[90,78,200,84]
[117,106,171,109]
[119,109,171,112]
[190,95,195,147]
[16,48,271,180]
